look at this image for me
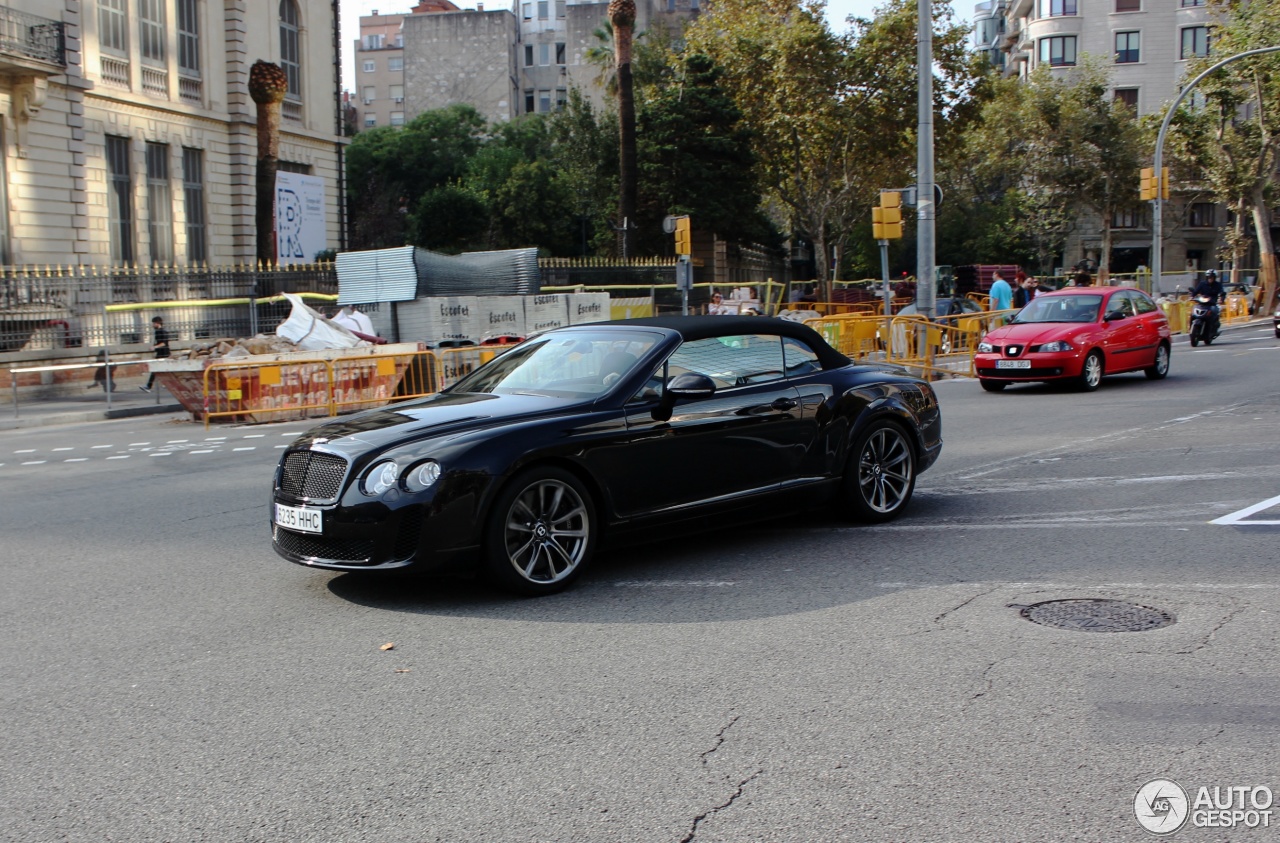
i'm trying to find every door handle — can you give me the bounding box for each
[770,397,798,411]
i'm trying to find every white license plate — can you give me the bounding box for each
[275,503,323,533]
[996,360,1032,369]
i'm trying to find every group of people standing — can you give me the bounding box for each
[988,270,1050,312]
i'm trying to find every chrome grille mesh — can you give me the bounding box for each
[273,525,374,563]
[279,451,348,500]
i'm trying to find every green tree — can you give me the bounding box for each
[547,89,618,255]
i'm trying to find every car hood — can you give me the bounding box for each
[984,322,1084,345]
[289,391,583,454]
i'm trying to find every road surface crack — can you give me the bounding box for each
[934,585,1000,624]
[699,715,741,764]
[1179,602,1244,655]
[679,769,762,843]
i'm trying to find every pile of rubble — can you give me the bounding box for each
[174,334,312,360]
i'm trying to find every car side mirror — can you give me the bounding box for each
[651,372,716,422]
[1104,310,1128,322]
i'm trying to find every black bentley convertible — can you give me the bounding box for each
[271,316,943,595]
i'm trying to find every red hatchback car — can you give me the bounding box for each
[975,287,1171,392]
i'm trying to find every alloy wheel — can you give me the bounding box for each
[1082,353,1103,391]
[503,478,590,585]
[858,426,914,515]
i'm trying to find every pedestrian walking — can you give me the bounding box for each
[140,316,169,392]
[989,270,1013,311]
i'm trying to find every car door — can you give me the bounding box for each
[1105,291,1148,372]
[1129,290,1165,367]
[607,334,807,517]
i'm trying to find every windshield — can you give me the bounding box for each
[1011,295,1103,324]
[448,330,660,398]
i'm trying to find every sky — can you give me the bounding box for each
[339,0,972,91]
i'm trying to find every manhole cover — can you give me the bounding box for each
[1017,599,1175,633]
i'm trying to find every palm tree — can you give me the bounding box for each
[608,0,637,257]
[583,20,618,96]
[249,60,287,264]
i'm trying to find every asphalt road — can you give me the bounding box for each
[2,323,1278,842]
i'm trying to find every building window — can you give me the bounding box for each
[1181,0,1205,6]
[177,0,200,77]
[538,0,548,19]
[1115,0,1140,11]
[1112,209,1141,229]
[691,0,699,9]
[390,111,405,126]
[522,2,531,20]
[668,0,676,10]
[138,0,166,65]
[555,88,567,110]
[362,60,375,72]
[555,42,565,64]
[539,43,550,66]
[280,0,302,99]
[364,33,384,49]
[1041,0,1076,16]
[1181,26,1209,60]
[1115,31,1139,64]
[279,161,311,175]
[145,143,172,264]
[524,44,534,66]
[1188,203,1216,228]
[105,136,134,263]
[524,89,534,113]
[364,114,377,127]
[1038,36,1077,67]
[0,128,9,264]
[99,0,128,54]
[388,56,402,72]
[538,89,551,113]
[1114,87,1139,111]
[390,84,403,103]
[556,0,565,18]
[362,86,375,104]
[182,148,206,264]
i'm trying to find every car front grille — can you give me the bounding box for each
[279,450,348,500]
[273,525,375,563]
[393,508,423,561]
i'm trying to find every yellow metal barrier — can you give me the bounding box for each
[1224,294,1250,324]
[434,344,518,391]
[1161,300,1190,334]
[200,349,441,428]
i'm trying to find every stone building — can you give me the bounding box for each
[976,0,1239,276]
[2,0,346,268]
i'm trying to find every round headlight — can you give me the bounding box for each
[361,460,400,496]
[404,460,442,492]
[978,341,994,353]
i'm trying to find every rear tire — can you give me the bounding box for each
[840,419,917,523]
[483,467,596,596]
[1078,351,1103,392]
[1144,342,1170,380]
[979,379,1006,392]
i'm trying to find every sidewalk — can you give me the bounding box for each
[0,381,186,432]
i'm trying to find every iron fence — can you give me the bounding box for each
[0,5,64,66]
[0,264,336,356]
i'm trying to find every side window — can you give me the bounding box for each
[782,337,821,376]
[1111,292,1135,316]
[1132,291,1157,314]
[667,334,786,388]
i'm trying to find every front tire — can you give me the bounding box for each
[979,379,1006,392]
[483,467,596,596]
[1144,342,1170,380]
[1078,351,1103,392]
[1189,322,1202,347]
[840,420,917,523]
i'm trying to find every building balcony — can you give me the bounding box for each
[0,5,65,75]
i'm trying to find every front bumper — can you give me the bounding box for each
[974,351,1079,381]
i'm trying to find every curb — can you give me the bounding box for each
[0,402,185,432]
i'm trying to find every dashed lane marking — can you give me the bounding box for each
[14,449,35,453]
[204,437,226,441]
[21,460,46,465]
[129,442,150,446]
[244,434,265,438]
[148,452,171,457]
[106,456,129,460]
[166,439,189,444]
[64,458,87,463]
[190,449,215,454]
[233,447,255,452]
[52,447,73,452]
[91,445,112,449]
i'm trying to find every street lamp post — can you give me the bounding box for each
[1151,46,1280,290]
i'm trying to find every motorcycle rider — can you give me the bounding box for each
[1191,269,1226,339]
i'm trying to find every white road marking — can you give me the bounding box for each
[106,455,130,460]
[1191,349,1219,353]
[52,447,73,452]
[204,437,226,441]
[190,449,215,454]
[21,460,46,465]
[149,452,171,457]
[129,442,150,446]
[166,439,188,444]
[878,581,1280,590]
[275,444,287,449]
[91,445,112,449]
[233,447,256,452]
[64,458,88,463]
[280,432,302,436]
[1210,494,1280,526]
[244,434,265,439]
[14,449,35,453]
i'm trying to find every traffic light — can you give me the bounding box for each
[1140,167,1171,200]
[872,191,903,240]
[674,216,691,256]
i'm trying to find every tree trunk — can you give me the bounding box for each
[256,101,281,265]
[609,0,637,259]
[1251,191,1278,314]
[1099,219,1112,284]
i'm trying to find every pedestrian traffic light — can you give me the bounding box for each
[674,216,691,256]
[872,191,903,240]
[1140,167,1171,201]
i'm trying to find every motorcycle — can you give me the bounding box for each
[1188,294,1219,347]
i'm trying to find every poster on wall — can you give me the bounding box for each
[275,171,327,265]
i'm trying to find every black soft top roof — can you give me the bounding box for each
[586,315,851,369]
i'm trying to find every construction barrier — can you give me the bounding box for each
[1224,294,1250,324]
[193,347,436,428]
